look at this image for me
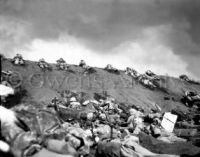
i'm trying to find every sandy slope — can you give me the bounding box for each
[2,58,200,113]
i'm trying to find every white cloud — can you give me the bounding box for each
[7,31,189,78]
[0,16,30,55]
[1,20,190,78]
[113,41,188,77]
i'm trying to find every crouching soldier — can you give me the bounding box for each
[145,70,156,77]
[56,58,67,70]
[79,60,87,68]
[105,64,113,70]
[78,60,96,74]
[125,67,132,75]
[125,67,140,78]
[105,64,119,74]
[37,58,51,70]
[83,66,96,75]
[12,54,25,65]
[179,74,190,82]
[138,75,156,89]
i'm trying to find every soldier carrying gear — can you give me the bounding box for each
[145,70,160,81]
[125,67,132,74]
[37,58,49,69]
[105,64,119,74]
[145,70,156,77]
[138,74,157,89]
[179,74,200,85]
[105,64,113,70]
[56,58,66,70]
[57,58,65,64]
[79,60,86,68]
[125,67,139,77]
[12,54,25,65]
[78,60,96,74]
[179,75,190,82]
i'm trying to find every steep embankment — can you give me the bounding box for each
[2,57,200,112]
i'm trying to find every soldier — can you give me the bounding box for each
[79,60,86,68]
[145,70,156,77]
[183,91,200,107]
[125,67,132,75]
[125,67,140,78]
[12,54,25,65]
[105,64,113,70]
[37,58,49,69]
[179,75,190,82]
[56,58,66,70]
[105,64,120,74]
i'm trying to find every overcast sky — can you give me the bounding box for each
[0,0,200,79]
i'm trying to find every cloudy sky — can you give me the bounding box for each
[0,0,200,79]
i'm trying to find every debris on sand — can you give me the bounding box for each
[1,58,200,157]
[1,89,200,157]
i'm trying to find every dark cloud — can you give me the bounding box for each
[0,0,200,78]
